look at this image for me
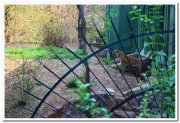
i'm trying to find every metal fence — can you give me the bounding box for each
[14,5,175,118]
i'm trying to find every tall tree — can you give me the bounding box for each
[77,5,90,83]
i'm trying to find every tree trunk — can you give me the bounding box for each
[77,5,90,83]
[77,5,86,50]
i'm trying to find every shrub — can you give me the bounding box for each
[101,57,112,65]
[67,77,112,118]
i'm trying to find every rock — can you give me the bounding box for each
[96,49,108,57]
[91,90,116,109]
[91,88,115,95]
[123,83,150,97]
[47,103,69,118]
[106,88,115,93]
[114,110,136,118]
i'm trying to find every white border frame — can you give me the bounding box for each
[1,0,179,122]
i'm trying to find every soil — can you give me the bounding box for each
[5,57,148,118]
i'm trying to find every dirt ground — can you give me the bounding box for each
[5,57,146,118]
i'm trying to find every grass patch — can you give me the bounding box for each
[5,45,84,60]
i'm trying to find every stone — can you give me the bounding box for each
[106,88,115,93]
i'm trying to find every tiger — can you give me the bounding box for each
[113,50,144,77]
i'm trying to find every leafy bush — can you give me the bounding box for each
[101,57,112,65]
[129,5,175,118]
[67,77,112,118]
[138,54,175,118]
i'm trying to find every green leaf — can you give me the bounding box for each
[132,6,138,10]
[90,98,96,102]
[99,107,108,113]
[131,17,137,21]
[84,83,91,88]
[129,11,135,14]
[81,93,91,100]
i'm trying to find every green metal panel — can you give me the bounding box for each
[106,5,175,56]
[106,5,137,54]
[164,5,175,57]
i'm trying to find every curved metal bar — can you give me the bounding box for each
[111,16,174,114]
[92,18,174,111]
[110,20,143,86]
[50,45,122,117]
[15,85,72,118]
[21,107,47,118]
[49,47,117,117]
[110,87,153,113]
[110,82,175,113]
[31,75,87,116]
[31,30,174,118]
[36,53,119,117]
[91,17,140,115]
[36,60,82,97]
[121,6,144,64]
[75,26,130,118]
[121,6,160,112]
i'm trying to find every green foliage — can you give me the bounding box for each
[86,5,105,43]
[101,57,112,65]
[117,64,126,73]
[129,5,165,54]
[137,40,175,118]
[5,45,84,60]
[67,77,80,88]
[152,55,175,117]
[104,18,112,30]
[67,78,112,118]
[138,54,175,118]
[138,93,151,118]
[129,5,175,118]
[101,57,126,73]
